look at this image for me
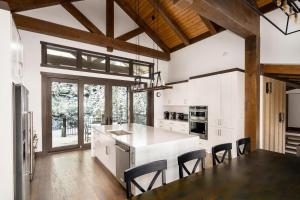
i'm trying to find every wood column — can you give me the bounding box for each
[245,35,260,150]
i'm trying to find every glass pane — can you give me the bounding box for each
[133,64,150,78]
[133,92,148,125]
[47,45,77,68]
[51,82,78,148]
[110,59,130,75]
[112,86,128,124]
[84,84,105,144]
[82,53,106,72]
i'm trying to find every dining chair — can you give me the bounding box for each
[124,160,167,198]
[212,143,232,166]
[236,137,251,156]
[178,149,206,179]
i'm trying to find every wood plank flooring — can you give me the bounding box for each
[31,150,126,200]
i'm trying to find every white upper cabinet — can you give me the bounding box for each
[220,73,234,129]
[163,82,188,106]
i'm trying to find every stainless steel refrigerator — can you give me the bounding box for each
[14,84,32,200]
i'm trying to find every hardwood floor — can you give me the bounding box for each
[31,150,126,200]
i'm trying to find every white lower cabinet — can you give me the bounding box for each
[94,133,116,176]
[157,120,189,134]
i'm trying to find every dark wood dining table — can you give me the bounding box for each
[131,150,300,200]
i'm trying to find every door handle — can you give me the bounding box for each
[279,113,285,123]
[115,145,129,152]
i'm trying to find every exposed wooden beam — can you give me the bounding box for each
[199,16,217,35]
[147,0,189,45]
[245,35,260,150]
[170,31,212,52]
[106,0,114,52]
[262,64,300,75]
[61,2,104,35]
[115,0,170,53]
[116,27,144,41]
[13,14,170,61]
[6,0,82,12]
[174,0,260,38]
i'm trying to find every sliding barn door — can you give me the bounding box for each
[263,77,286,153]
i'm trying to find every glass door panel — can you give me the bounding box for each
[133,92,148,125]
[112,86,128,125]
[84,84,105,144]
[51,81,78,148]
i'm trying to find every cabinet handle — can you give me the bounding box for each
[105,146,109,155]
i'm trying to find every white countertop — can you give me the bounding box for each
[92,123,197,148]
[157,119,189,123]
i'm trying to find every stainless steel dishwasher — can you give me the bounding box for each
[115,141,130,187]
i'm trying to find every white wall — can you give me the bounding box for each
[19,2,168,152]
[261,9,300,64]
[0,9,23,200]
[168,30,245,82]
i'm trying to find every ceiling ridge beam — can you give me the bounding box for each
[147,0,190,45]
[114,0,171,53]
[106,0,114,52]
[13,14,170,61]
[116,27,144,41]
[8,0,82,12]
[61,2,104,36]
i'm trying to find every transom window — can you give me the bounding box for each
[41,42,154,79]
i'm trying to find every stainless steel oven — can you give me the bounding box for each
[189,106,208,140]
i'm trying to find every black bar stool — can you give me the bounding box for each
[178,149,206,179]
[212,143,232,166]
[236,137,251,156]
[124,160,167,198]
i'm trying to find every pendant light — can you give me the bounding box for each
[131,0,145,92]
[132,0,172,92]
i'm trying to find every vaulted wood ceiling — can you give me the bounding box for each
[5,0,276,59]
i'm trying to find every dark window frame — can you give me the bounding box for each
[41,72,154,155]
[41,41,154,79]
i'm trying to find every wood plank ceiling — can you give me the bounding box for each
[6,0,276,56]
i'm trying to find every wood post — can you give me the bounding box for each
[245,35,260,150]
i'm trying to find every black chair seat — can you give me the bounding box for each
[212,143,232,166]
[178,149,206,179]
[236,137,251,156]
[124,160,167,198]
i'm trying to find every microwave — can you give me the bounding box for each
[189,106,208,121]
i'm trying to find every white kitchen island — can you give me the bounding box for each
[91,123,201,194]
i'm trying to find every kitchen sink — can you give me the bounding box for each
[108,130,132,136]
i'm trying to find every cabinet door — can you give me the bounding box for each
[206,75,221,127]
[172,123,189,134]
[187,80,198,105]
[220,73,233,129]
[107,136,116,176]
[175,83,189,105]
[163,89,172,105]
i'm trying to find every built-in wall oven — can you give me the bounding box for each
[189,106,208,140]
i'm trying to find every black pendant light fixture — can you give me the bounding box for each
[132,0,172,93]
[245,0,300,35]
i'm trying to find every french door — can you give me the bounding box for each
[44,75,148,153]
